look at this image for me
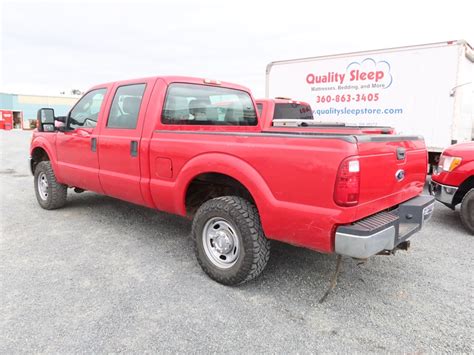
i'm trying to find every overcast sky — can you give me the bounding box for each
[1,0,473,97]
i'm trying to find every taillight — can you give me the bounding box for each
[334,156,360,206]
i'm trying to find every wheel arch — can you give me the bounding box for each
[185,172,256,216]
[30,146,50,175]
[30,137,58,176]
[177,153,276,217]
[453,176,474,206]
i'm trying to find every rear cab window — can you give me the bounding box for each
[273,103,314,120]
[162,83,257,126]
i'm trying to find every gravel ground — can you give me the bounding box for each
[1,130,473,353]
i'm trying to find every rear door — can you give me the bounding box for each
[97,79,155,206]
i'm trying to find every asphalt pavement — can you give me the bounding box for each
[1,130,472,353]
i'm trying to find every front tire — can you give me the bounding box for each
[34,161,67,210]
[460,189,474,235]
[192,196,270,285]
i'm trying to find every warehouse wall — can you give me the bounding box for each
[0,93,78,128]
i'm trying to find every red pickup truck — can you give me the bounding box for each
[430,142,474,234]
[256,98,395,135]
[31,76,434,285]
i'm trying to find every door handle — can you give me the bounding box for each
[91,137,97,152]
[130,140,138,157]
[396,147,406,160]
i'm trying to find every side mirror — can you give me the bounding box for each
[55,116,66,129]
[37,108,56,132]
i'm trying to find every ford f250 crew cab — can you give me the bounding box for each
[31,76,435,285]
[430,142,474,234]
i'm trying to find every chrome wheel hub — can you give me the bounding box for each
[202,217,240,268]
[37,172,49,200]
[214,231,234,253]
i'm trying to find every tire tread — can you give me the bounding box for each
[192,196,270,285]
[34,161,67,210]
[460,188,474,235]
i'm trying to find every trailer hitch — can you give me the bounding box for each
[376,241,411,256]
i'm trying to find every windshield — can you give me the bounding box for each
[273,103,314,120]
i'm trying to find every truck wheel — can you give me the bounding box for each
[34,161,67,210]
[192,196,270,285]
[460,189,474,235]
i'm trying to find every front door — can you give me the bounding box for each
[56,88,109,193]
[97,80,152,206]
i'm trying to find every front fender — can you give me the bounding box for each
[30,135,60,178]
[457,161,474,179]
[433,160,474,187]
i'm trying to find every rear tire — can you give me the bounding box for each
[192,196,270,285]
[34,161,67,210]
[460,189,474,235]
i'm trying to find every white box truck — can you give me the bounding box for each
[266,40,474,165]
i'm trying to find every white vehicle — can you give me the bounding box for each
[266,40,474,165]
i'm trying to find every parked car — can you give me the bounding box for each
[430,142,474,234]
[30,76,434,285]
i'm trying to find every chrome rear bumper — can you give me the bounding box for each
[335,195,435,259]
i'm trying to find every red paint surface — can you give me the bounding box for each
[432,142,474,187]
[30,76,426,253]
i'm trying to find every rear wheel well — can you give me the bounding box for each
[31,147,50,174]
[453,176,474,206]
[185,173,255,217]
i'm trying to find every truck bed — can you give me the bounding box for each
[148,128,426,252]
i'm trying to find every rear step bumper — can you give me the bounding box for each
[335,195,435,259]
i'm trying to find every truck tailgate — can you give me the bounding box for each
[355,135,427,219]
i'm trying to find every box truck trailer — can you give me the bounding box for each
[266,40,474,166]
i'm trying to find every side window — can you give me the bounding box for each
[162,83,257,126]
[107,84,146,129]
[256,103,263,116]
[69,89,106,129]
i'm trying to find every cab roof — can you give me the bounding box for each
[256,98,311,106]
[90,76,252,94]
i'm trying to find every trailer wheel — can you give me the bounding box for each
[192,196,270,285]
[34,161,67,210]
[460,189,474,235]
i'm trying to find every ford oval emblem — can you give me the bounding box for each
[395,169,405,181]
